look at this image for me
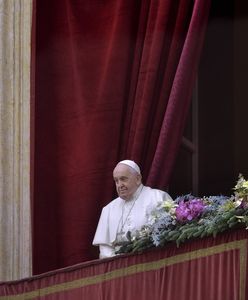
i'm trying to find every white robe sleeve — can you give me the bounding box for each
[163,191,173,202]
[99,244,115,259]
[92,206,111,246]
[93,205,117,259]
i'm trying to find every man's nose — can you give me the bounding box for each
[117,181,123,188]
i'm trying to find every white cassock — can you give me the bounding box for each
[92,184,173,258]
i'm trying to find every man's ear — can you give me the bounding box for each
[136,174,142,185]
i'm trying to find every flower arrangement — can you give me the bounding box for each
[116,175,248,255]
[234,174,248,201]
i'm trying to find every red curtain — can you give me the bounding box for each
[1,229,247,299]
[33,0,210,274]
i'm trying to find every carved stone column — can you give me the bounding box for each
[0,0,32,280]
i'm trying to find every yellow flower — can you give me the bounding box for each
[243,181,248,188]
[222,200,236,211]
[161,199,177,212]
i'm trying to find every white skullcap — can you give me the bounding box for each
[118,159,141,174]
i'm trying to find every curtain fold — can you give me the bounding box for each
[33,0,211,274]
[147,0,211,187]
[119,0,194,180]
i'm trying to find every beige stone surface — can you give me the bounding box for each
[0,0,32,281]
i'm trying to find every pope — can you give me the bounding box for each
[92,159,173,258]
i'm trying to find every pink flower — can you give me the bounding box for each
[175,199,205,223]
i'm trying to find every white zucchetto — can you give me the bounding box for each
[118,160,141,174]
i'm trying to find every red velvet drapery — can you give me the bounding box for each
[1,229,248,299]
[33,0,210,274]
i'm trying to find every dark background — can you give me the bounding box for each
[170,0,248,197]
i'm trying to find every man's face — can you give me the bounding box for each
[113,164,141,200]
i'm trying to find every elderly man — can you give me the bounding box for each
[92,159,173,258]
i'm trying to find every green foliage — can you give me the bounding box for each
[116,175,248,255]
